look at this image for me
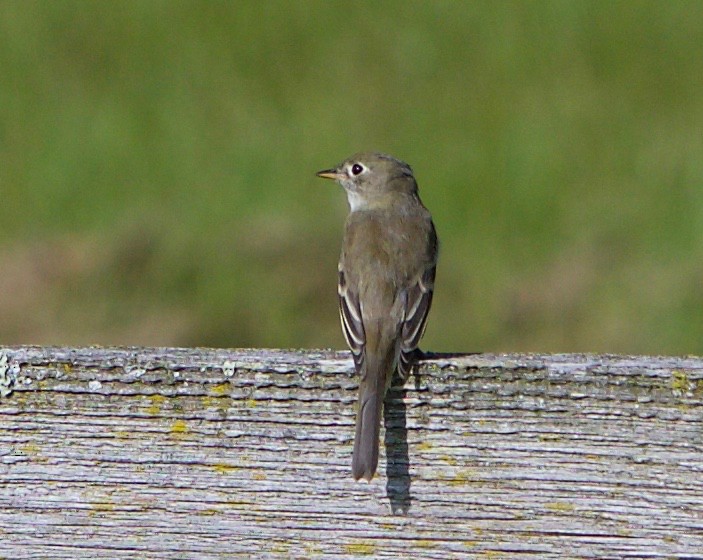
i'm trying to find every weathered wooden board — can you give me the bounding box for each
[1,346,702,559]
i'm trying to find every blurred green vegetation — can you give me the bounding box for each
[1,0,702,354]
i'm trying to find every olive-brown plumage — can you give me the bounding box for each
[317,153,438,481]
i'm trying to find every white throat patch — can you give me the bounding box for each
[345,190,367,212]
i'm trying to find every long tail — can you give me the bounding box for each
[352,344,395,481]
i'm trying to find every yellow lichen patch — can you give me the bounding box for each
[199,508,219,516]
[252,472,267,481]
[270,542,289,554]
[449,468,478,486]
[416,539,436,548]
[200,396,217,409]
[416,440,433,452]
[170,419,189,439]
[671,370,692,394]
[87,491,118,517]
[226,500,254,508]
[147,394,167,416]
[245,397,258,408]
[213,463,237,475]
[19,442,40,455]
[114,430,131,440]
[344,543,375,555]
[545,501,575,512]
[91,501,116,513]
[584,454,602,461]
[210,383,230,396]
[441,455,458,466]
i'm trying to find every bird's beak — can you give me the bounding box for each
[316,168,342,180]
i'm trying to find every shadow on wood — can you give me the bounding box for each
[384,376,411,515]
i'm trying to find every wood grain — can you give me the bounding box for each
[1,346,702,559]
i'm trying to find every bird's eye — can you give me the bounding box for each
[351,163,364,176]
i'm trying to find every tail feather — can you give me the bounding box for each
[352,389,382,481]
[352,342,396,481]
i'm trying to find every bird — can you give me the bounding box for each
[316,152,438,481]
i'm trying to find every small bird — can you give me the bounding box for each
[316,153,438,481]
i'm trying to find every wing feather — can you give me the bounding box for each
[398,265,436,378]
[338,266,365,371]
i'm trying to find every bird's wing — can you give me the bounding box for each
[398,264,436,379]
[338,264,365,372]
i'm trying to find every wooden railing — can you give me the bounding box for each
[1,347,702,558]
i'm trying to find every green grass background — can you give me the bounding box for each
[1,0,702,354]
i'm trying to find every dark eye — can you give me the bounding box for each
[351,163,364,176]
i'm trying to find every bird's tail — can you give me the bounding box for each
[352,342,396,481]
